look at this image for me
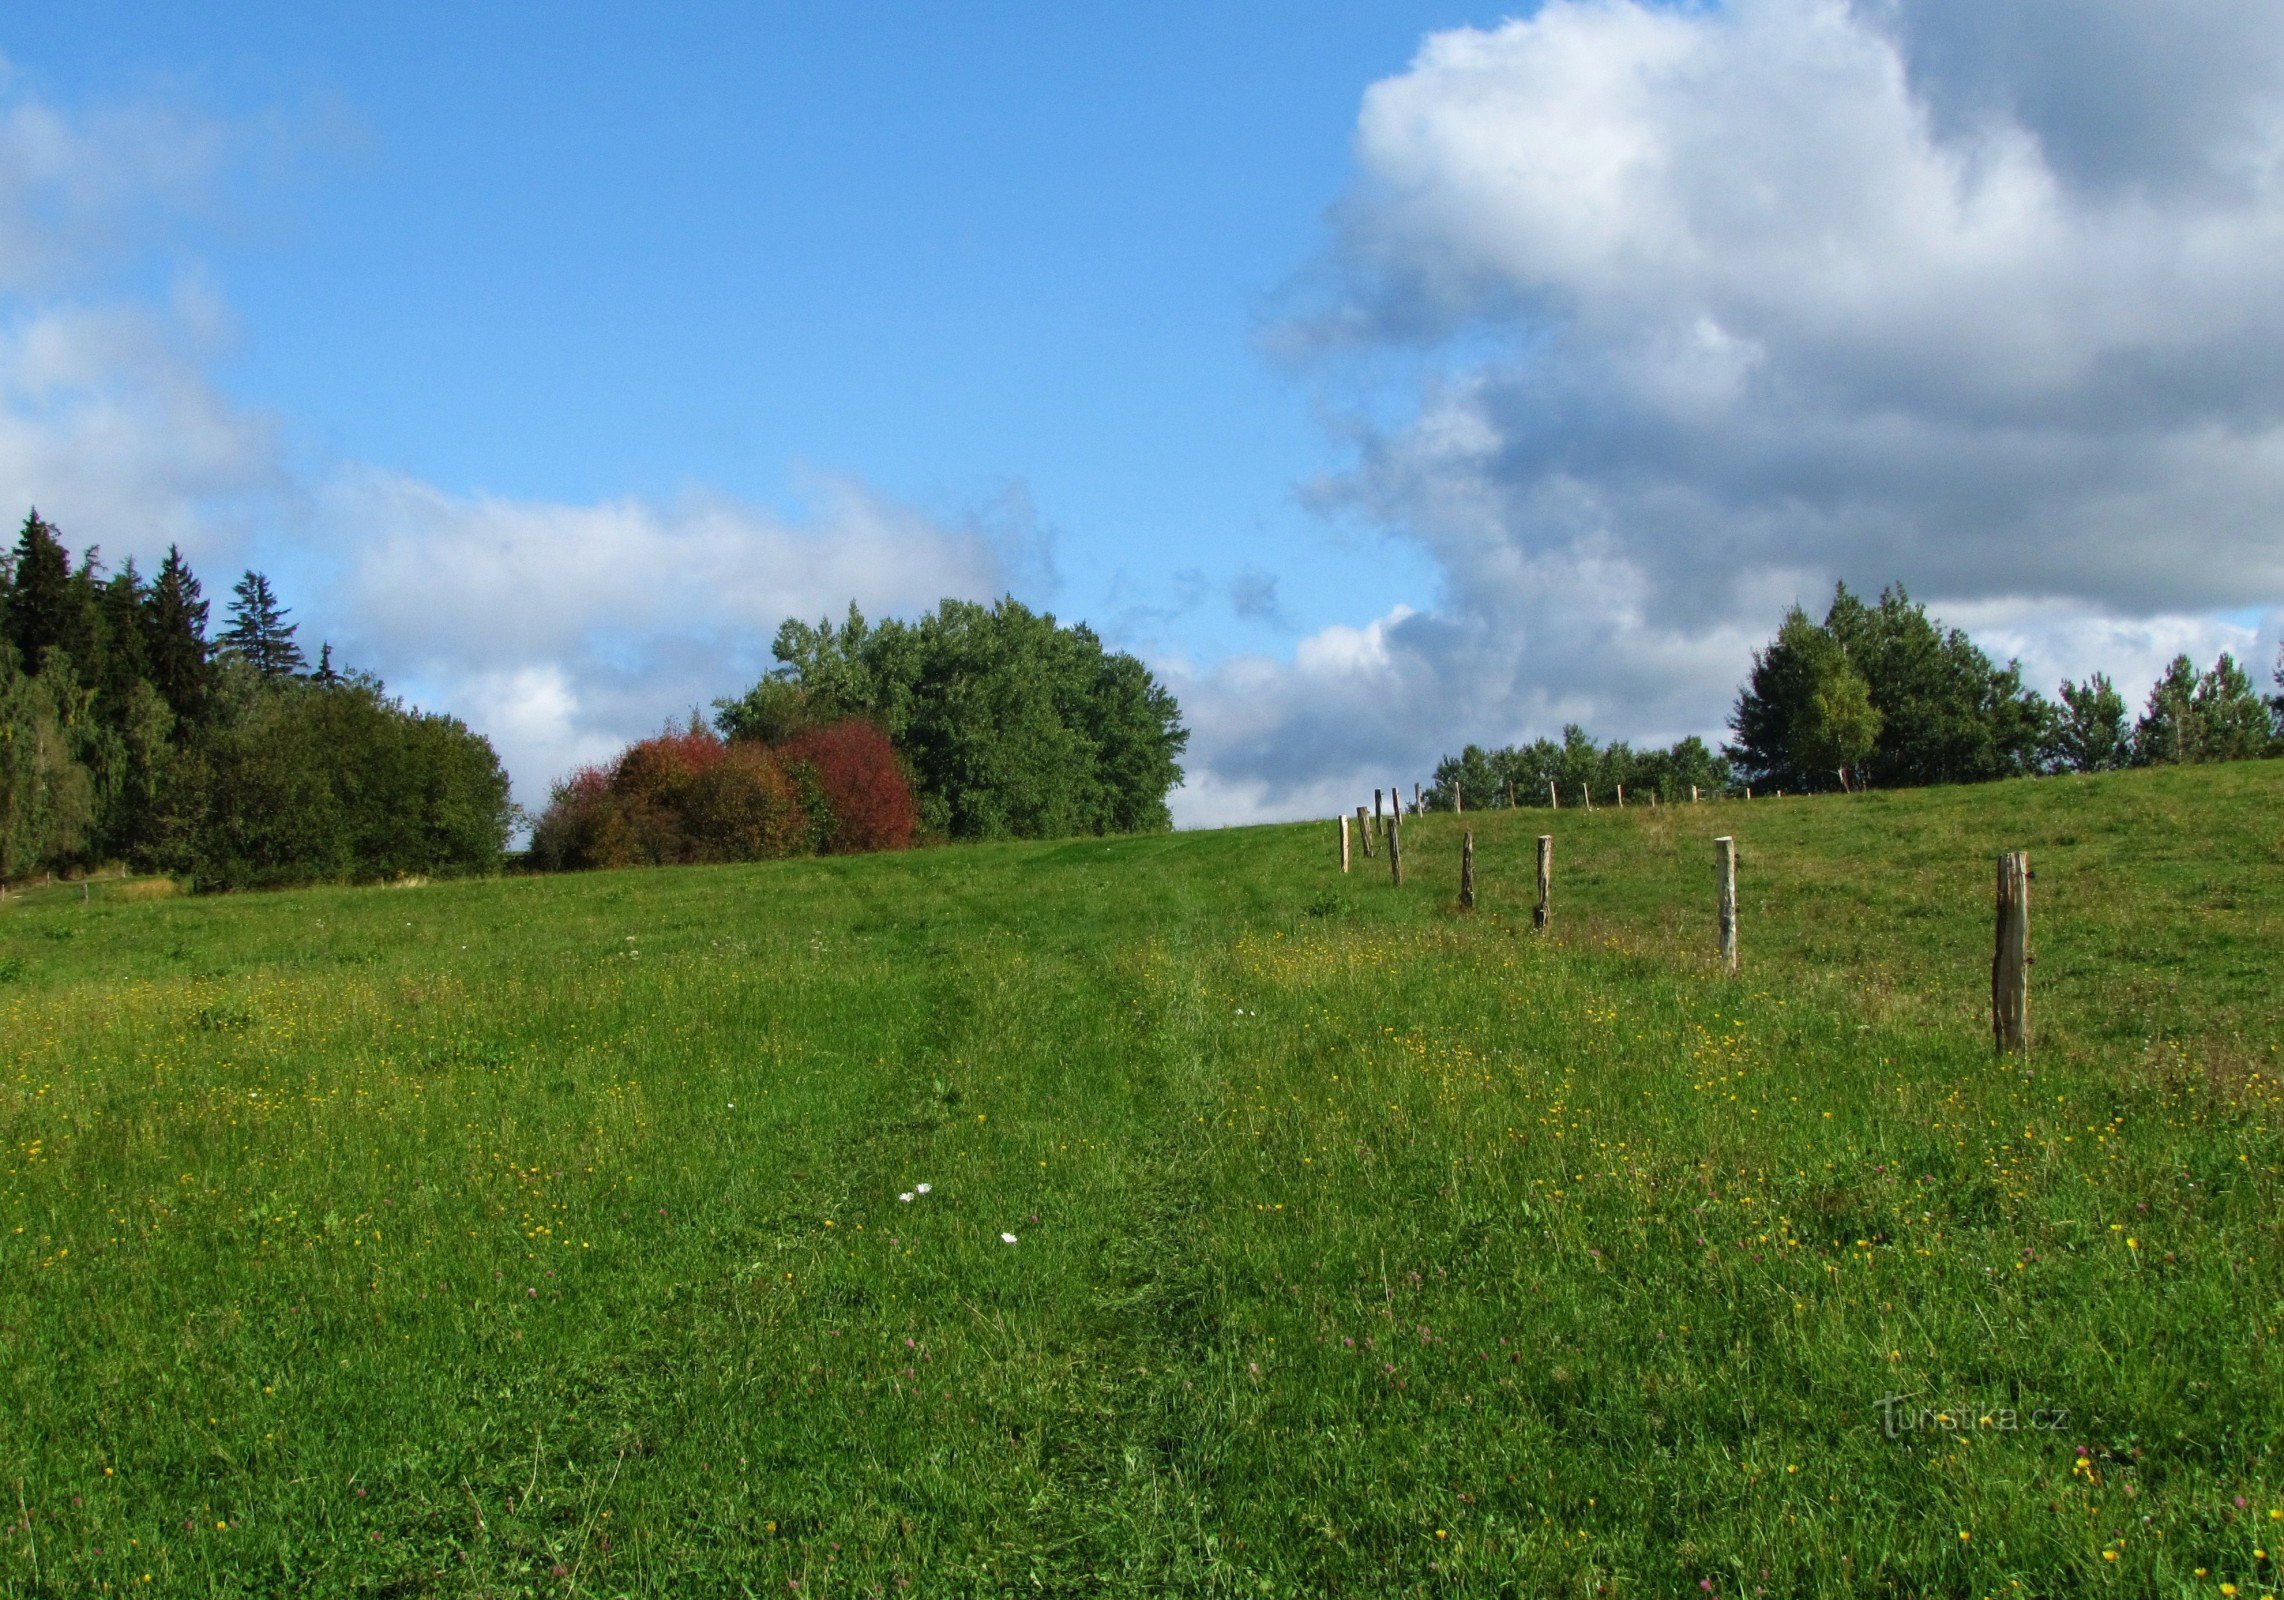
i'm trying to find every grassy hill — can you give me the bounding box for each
[2,763,2279,1595]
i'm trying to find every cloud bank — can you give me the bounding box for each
[1174,0,2284,823]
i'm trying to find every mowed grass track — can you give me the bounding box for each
[2,763,2281,1597]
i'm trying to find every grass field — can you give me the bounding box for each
[3,762,2281,1596]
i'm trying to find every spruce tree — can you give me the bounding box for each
[143,546,212,727]
[219,571,307,680]
[5,510,73,674]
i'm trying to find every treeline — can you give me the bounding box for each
[0,510,513,890]
[530,597,1188,869]
[1429,731,1730,809]
[1430,584,2284,805]
[1733,585,2282,790]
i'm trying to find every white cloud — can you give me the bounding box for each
[312,471,1017,801]
[1172,0,2284,824]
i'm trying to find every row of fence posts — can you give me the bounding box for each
[1335,803,2034,1057]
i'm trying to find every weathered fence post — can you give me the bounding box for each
[1357,805,1373,858]
[1547,780,1559,809]
[1993,851,2030,1056]
[1716,836,1738,974]
[1388,812,1404,887]
[1413,782,1422,815]
[1455,782,1464,815]
[1691,785,1700,804]
[1374,789,1384,833]
[1459,831,1475,910]
[1534,835,1552,930]
[1616,783,1625,808]
[1583,784,1594,812]
[1339,815,1351,873]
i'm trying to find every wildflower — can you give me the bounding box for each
[1001,1232,1018,1244]
[915,1183,931,1195]
[898,1193,914,1203]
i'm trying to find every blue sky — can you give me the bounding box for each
[7,3,1463,656]
[5,2,2281,822]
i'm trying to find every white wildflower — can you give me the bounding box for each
[1000,1232,1019,1245]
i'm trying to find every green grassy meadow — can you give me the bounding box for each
[3,763,2281,1596]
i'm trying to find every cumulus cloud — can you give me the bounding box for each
[1176,0,2284,820]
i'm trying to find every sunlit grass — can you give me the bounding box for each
[2,763,2280,1594]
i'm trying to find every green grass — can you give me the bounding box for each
[3,762,2280,1596]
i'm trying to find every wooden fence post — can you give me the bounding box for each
[1374,789,1384,832]
[1583,783,1594,812]
[1339,815,1351,873]
[1716,836,1738,974]
[1356,805,1373,858]
[1534,835,1552,930]
[1993,851,2030,1056]
[1387,813,1404,887]
[1547,780,1558,809]
[1455,781,1464,815]
[1691,785,1699,804]
[1413,782,1422,815]
[1615,783,1624,808]
[1460,831,1475,910]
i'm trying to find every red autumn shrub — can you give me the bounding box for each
[530,728,806,868]
[777,719,917,853]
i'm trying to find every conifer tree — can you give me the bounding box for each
[5,510,74,674]
[142,546,212,727]
[218,570,307,680]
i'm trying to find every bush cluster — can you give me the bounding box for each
[528,719,915,871]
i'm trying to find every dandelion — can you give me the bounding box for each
[1001,1232,1018,1244]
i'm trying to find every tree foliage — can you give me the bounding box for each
[217,570,307,680]
[0,510,512,888]
[2132,652,2276,766]
[717,598,1187,840]
[1731,585,2046,791]
[1429,730,1733,809]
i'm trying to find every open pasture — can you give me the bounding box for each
[3,763,2281,1595]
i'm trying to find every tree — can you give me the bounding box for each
[2133,655,2202,765]
[723,598,1187,840]
[218,571,307,680]
[1798,655,1882,790]
[1732,585,2044,791]
[1728,606,1829,791]
[2046,673,2129,772]
[4,511,75,675]
[159,664,513,889]
[0,641,96,880]
[2192,653,2271,761]
[143,546,211,728]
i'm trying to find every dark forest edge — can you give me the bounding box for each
[0,511,511,891]
[1429,583,2284,810]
